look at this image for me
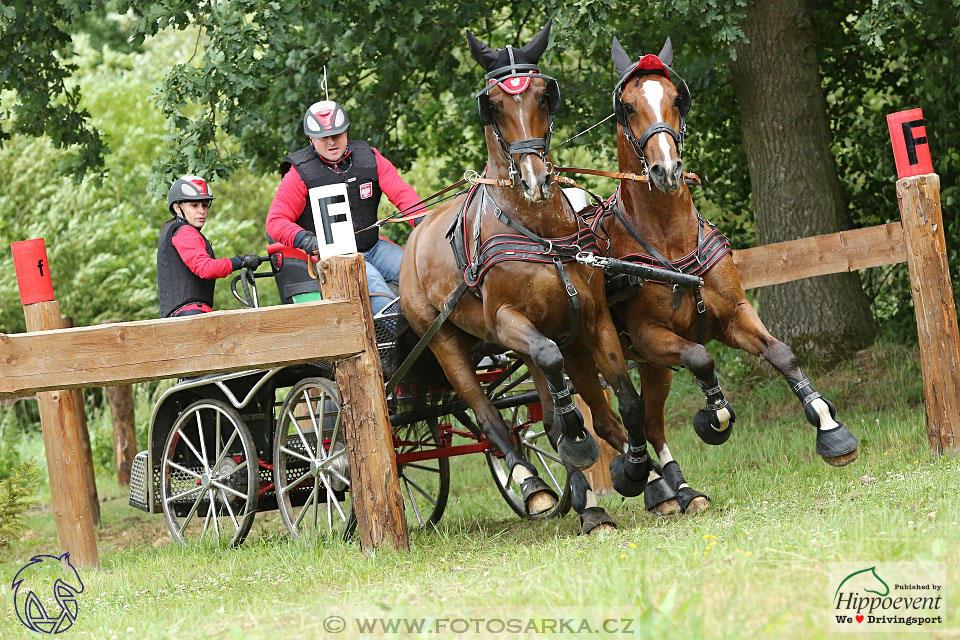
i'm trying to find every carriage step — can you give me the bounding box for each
[128,450,153,513]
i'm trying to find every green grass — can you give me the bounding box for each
[1,343,957,639]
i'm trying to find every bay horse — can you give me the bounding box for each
[596,36,860,515]
[400,21,654,534]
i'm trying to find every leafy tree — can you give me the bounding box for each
[3,0,958,356]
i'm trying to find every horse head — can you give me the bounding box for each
[466,20,560,202]
[612,36,691,193]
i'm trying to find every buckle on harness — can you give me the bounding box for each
[565,281,578,297]
[696,297,706,314]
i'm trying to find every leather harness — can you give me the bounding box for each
[592,187,731,345]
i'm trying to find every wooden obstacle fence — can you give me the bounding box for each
[1,250,406,567]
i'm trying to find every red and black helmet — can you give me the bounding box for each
[303,100,350,138]
[168,175,215,215]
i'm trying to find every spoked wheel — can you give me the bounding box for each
[160,399,259,547]
[393,417,450,529]
[486,403,571,518]
[273,377,354,541]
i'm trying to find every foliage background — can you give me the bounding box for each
[0,2,958,478]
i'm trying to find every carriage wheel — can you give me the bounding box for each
[160,399,259,547]
[394,417,450,529]
[273,377,355,541]
[486,403,572,518]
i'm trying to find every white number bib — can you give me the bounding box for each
[308,183,358,258]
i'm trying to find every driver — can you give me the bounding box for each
[157,175,261,317]
[266,100,424,313]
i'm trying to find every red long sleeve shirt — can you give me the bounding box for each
[266,147,423,247]
[171,225,234,279]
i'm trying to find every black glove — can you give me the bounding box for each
[237,254,263,269]
[294,231,319,254]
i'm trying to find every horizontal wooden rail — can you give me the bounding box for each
[0,300,364,397]
[733,221,906,290]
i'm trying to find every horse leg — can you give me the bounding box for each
[571,321,653,500]
[524,358,614,533]
[723,303,859,466]
[558,351,624,531]
[635,325,736,445]
[639,363,709,515]
[493,307,600,471]
[569,468,616,535]
[429,326,558,514]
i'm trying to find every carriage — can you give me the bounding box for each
[127,244,571,546]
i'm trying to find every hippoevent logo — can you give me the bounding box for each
[830,562,944,632]
[12,553,84,634]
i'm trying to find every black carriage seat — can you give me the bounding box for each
[268,238,319,304]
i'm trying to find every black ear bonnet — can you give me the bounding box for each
[475,47,561,126]
[467,20,561,127]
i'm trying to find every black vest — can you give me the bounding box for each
[280,140,383,252]
[157,218,217,317]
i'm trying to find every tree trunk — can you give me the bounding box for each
[106,385,137,486]
[730,0,877,363]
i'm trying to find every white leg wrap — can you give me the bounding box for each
[657,444,674,465]
[648,468,661,482]
[585,489,598,509]
[811,397,840,430]
[511,465,534,484]
[715,406,732,431]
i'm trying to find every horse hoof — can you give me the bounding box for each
[589,523,617,535]
[822,448,860,467]
[816,423,859,462]
[683,496,710,515]
[676,486,711,514]
[643,476,678,513]
[520,476,559,516]
[693,406,735,445]
[610,453,649,497]
[650,498,680,516]
[558,432,600,470]
[579,506,616,535]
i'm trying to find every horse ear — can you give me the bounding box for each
[611,37,633,77]
[658,36,674,66]
[466,29,499,71]
[519,18,553,63]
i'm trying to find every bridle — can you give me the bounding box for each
[612,58,691,181]
[475,45,561,187]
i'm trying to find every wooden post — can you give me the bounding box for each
[887,109,960,456]
[12,238,98,567]
[896,174,960,455]
[101,319,137,487]
[317,254,409,552]
[62,316,100,525]
[576,392,619,494]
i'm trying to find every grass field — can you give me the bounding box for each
[1,343,957,639]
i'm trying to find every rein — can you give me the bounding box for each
[554,165,701,186]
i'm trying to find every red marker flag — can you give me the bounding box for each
[11,238,55,305]
[887,108,933,179]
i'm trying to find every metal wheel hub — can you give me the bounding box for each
[323,444,349,492]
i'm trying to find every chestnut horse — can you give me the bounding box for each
[400,21,653,533]
[596,37,860,515]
